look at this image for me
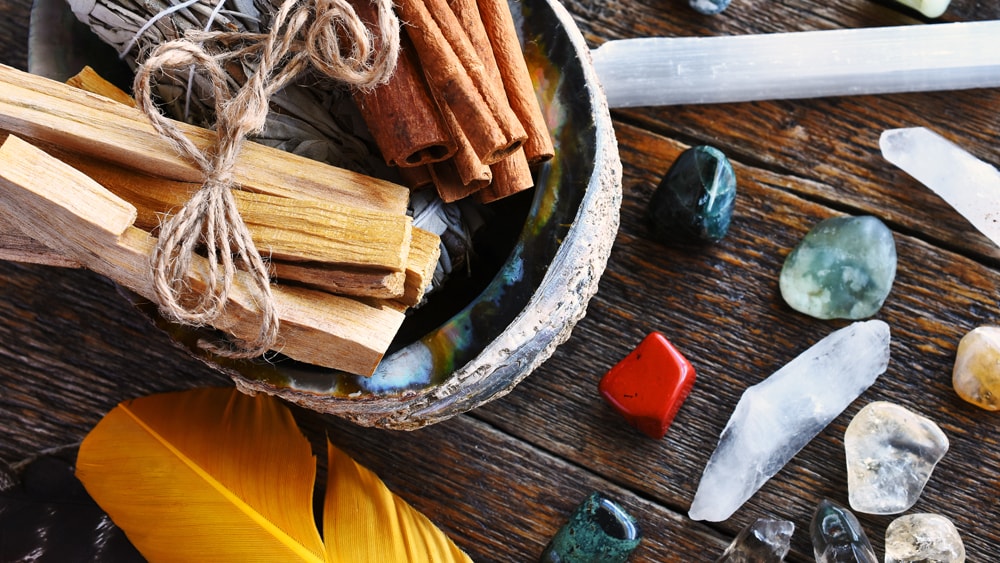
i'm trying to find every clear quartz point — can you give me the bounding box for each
[716,518,794,562]
[688,320,890,522]
[880,126,1000,249]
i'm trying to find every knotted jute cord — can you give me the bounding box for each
[132,0,400,358]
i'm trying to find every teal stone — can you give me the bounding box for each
[779,215,896,320]
[690,0,732,14]
[647,145,737,244]
[540,492,641,562]
[810,499,877,563]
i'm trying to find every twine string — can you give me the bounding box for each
[132,0,399,358]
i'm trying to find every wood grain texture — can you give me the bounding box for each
[2,0,999,560]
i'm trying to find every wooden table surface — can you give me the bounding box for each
[2,0,999,560]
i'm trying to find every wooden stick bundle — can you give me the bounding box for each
[0,64,445,374]
[0,135,405,375]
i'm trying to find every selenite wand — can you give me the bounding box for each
[590,20,1000,107]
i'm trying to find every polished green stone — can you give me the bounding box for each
[779,215,896,320]
[647,145,737,244]
[540,492,641,562]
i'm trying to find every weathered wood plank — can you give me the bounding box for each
[2,0,999,561]
[474,121,1000,560]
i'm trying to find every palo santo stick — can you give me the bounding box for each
[59,153,412,271]
[397,0,524,165]
[0,63,409,215]
[0,135,403,375]
[477,0,554,164]
[354,34,456,168]
[0,212,81,268]
[272,262,405,299]
[272,220,441,305]
[66,66,135,107]
[399,225,442,307]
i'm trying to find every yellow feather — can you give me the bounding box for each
[77,387,472,562]
[76,387,326,562]
[324,440,473,563]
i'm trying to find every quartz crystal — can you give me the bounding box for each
[688,320,890,522]
[647,145,736,244]
[540,492,641,563]
[779,215,896,320]
[810,499,877,563]
[844,401,949,514]
[952,326,1000,410]
[599,332,696,439]
[716,518,794,562]
[881,127,1000,249]
[885,513,965,562]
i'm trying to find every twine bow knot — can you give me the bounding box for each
[132,0,399,358]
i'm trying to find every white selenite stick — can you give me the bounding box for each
[591,20,1000,108]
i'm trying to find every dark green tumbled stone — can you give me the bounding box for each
[647,145,737,244]
[540,492,641,563]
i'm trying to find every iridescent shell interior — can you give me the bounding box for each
[29,0,622,429]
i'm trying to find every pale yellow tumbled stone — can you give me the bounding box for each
[952,326,1000,411]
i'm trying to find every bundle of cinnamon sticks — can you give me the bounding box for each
[354,0,554,203]
[0,64,440,376]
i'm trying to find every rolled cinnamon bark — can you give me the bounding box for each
[478,147,533,203]
[353,36,456,168]
[477,0,554,164]
[397,0,525,165]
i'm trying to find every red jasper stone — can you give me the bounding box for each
[599,332,696,439]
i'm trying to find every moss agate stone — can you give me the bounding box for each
[779,216,896,320]
[540,492,641,562]
[647,145,736,244]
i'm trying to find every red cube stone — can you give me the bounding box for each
[598,332,696,439]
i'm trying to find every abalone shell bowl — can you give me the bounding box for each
[28,0,622,429]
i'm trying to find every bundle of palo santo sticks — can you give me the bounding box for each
[0,0,553,378]
[0,64,437,376]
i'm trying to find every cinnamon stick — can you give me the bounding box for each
[354,37,457,168]
[477,0,554,164]
[431,157,491,203]
[396,163,435,191]
[397,0,525,165]
[479,146,534,203]
[427,83,492,200]
[0,135,405,375]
